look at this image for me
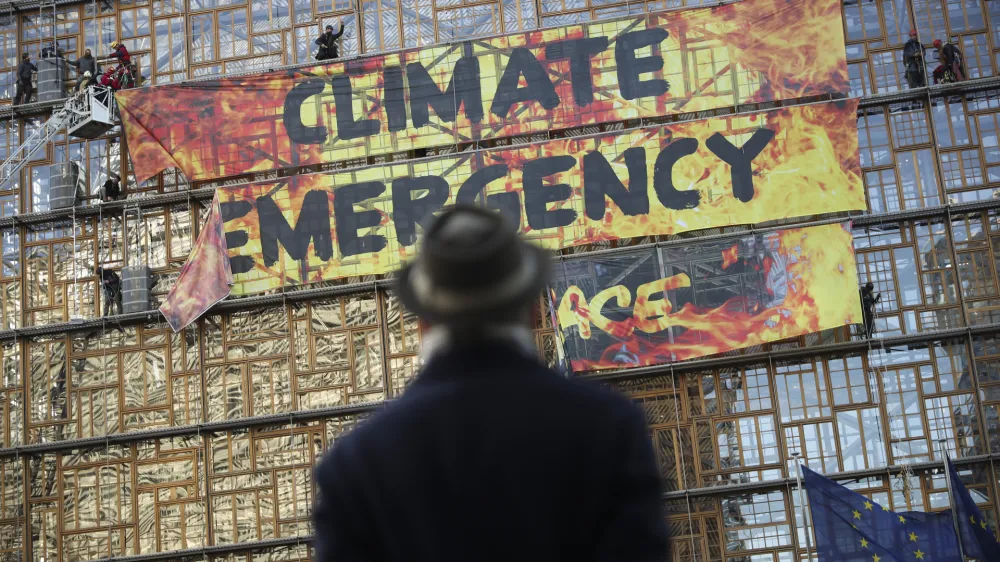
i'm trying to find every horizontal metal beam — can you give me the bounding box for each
[857,74,1000,109]
[0,401,381,457]
[0,187,216,229]
[661,454,997,501]
[3,440,991,562]
[4,55,998,122]
[95,536,311,562]
[0,97,64,119]
[1,147,999,236]
[0,277,388,340]
[0,196,993,342]
[583,323,993,381]
[0,320,995,459]
[0,0,747,111]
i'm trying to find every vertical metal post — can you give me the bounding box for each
[791,452,814,561]
[937,440,966,559]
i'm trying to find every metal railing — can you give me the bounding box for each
[0,86,112,189]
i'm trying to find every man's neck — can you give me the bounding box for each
[420,324,537,364]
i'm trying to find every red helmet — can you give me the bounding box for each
[933,39,942,47]
[909,29,918,37]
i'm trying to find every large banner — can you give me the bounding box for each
[551,222,862,371]
[118,0,848,184]
[159,100,863,331]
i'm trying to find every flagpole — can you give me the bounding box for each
[937,439,967,560]
[791,452,814,561]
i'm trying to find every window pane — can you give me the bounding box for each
[191,14,214,62]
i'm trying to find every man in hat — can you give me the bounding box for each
[314,20,345,61]
[312,206,668,562]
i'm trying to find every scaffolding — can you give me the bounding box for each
[0,86,115,193]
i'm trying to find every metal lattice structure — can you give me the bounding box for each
[0,0,997,562]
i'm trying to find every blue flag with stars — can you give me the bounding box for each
[803,466,961,562]
[945,456,1000,560]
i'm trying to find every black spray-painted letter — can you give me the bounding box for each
[408,56,484,127]
[258,190,334,267]
[705,128,776,203]
[333,182,389,257]
[392,175,450,246]
[616,29,670,101]
[583,147,648,220]
[545,37,610,107]
[221,200,255,274]
[491,48,560,118]
[653,138,700,210]
[332,74,380,141]
[283,79,328,145]
[523,155,578,230]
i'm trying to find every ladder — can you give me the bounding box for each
[0,88,111,193]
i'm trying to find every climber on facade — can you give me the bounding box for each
[108,41,136,89]
[314,21,345,61]
[13,53,36,105]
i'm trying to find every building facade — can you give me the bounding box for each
[0,0,997,561]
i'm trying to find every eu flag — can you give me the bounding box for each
[803,466,962,562]
[945,456,1000,560]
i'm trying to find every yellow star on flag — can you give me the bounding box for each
[971,515,977,524]
[860,538,869,548]
[908,532,917,542]
[864,500,874,511]
[873,554,881,562]
[882,505,891,512]
[981,519,988,530]
[852,524,859,530]
[898,515,906,523]
[914,549,925,560]
[854,510,862,520]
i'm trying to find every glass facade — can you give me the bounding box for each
[0,0,997,560]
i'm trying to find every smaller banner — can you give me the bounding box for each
[551,222,861,371]
[160,192,233,331]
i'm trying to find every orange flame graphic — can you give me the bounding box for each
[721,243,740,269]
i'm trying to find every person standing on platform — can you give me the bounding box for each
[314,21,345,61]
[860,282,881,338]
[312,206,669,562]
[100,173,122,202]
[69,48,100,89]
[903,29,927,88]
[96,266,122,317]
[13,53,36,105]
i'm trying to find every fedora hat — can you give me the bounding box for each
[396,205,550,326]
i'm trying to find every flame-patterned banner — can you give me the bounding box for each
[159,99,862,330]
[160,192,233,331]
[118,0,848,185]
[552,222,862,371]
